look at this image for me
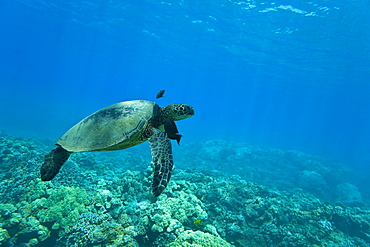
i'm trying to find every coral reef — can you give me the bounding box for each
[0,131,369,246]
[57,212,138,246]
[335,183,363,206]
[175,139,357,203]
[31,185,91,231]
[169,230,233,247]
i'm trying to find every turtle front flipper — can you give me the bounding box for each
[40,146,71,181]
[149,128,173,197]
[164,118,182,145]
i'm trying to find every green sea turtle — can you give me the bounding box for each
[40,100,194,197]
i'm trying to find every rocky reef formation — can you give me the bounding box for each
[0,131,369,246]
[175,139,365,205]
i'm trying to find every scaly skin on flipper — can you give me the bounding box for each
[40,146,71,181]
[149,128,173,197]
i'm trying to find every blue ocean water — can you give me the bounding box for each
[1,1,370,246]
[0,1,369,167]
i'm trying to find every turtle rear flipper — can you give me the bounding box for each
[40,146,71,181]
[149,128,173,197]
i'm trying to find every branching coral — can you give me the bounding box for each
[31,186,91,232]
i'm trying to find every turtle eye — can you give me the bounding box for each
[183,105,194,115]
[176,104,194,116]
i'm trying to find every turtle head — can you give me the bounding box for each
[163,103,194,121]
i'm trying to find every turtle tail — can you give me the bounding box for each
[40,146,71,181]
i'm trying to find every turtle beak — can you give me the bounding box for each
[187,106,195,116]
